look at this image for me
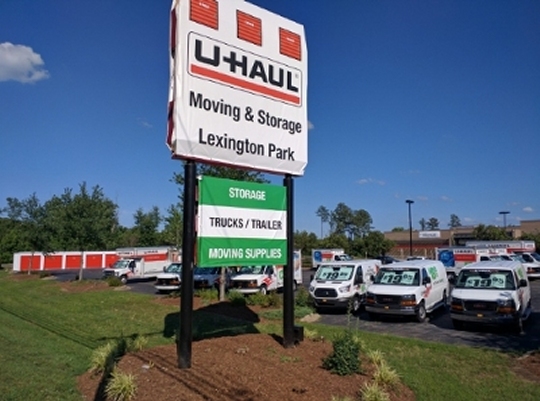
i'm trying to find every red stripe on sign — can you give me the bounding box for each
[237,11,262,46]
[279,28,302,61]
[167,100,174,147]
[190,64,300,105]
[190,0,218,30]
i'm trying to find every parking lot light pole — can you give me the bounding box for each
[406,200,414,257]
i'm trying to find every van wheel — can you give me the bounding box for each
[259,285,267,295]
[416,302,427,323]
[442,290,448,309]
[351,296,362,315]
[452,319,464,330]
[120,276,128,285]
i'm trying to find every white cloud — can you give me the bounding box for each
[440,195,452,202]
[417,196,428,201]
[137,118,153,129]
[357,178,385,186]
[523,206,534,213]
[0,42,49,83]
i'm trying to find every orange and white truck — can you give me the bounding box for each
[102,246,180,284]
[311,249,351,269]
[436,246,511,279]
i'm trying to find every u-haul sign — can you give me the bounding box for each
[167,0,308,176]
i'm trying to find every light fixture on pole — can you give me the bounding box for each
[406,200,414,257]
[499,211,510,234]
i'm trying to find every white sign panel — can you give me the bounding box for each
[167,0,308,176]
[419,231,441,239]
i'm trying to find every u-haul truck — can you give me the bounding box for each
[102,246,180,284]
[230,250,302,294]
[436,247,510,279]
[311,249,351,269]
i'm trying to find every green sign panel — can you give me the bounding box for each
[197,176,287,267]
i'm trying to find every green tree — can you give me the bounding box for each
[161,203,183,247]
[448,214,462,228]
[315,205,330,238]
[426,217,440,230]
[293,230,318,257]
[472,224,507,240]
[132,206,162,247]
[43,183,118,280]
[1,194,51,272]
[350,231,395,259]
[391,227,405,232]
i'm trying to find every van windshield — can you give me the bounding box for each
[455,269,516,290]
[373,268,419,286]
[315,265,354,281]
[193,267,219,275]
[238,266,266,275]
[164,263,182,273]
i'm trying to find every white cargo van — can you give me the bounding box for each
[365,260,448,322]
[449,260,531,332]
[308,259,381,314]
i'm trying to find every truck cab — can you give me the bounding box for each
[154,262,183,293]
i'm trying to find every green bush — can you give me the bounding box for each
[227,290,246,306]
[294,286,313,308]
[105,368,137,401]
[105,276,123,287]
[246,292,271,307]
[195,288,218,302]
[322,330,361,376]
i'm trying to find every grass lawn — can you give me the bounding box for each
[1,270,539,401]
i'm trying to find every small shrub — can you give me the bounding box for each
[373,364,400,389]
[89,342,116,374]
[195,288,218,303]
[246,292,271,307]
[166,290,181,298]
[366,349,386,368]
[294,286,313,308]
[358,382,390,401]
[268,292,282,307]
[106,276,123,287]
[322,330,361,376]
[39,271,52,279]
[128,335,148,352]
[105,368,137,401]
[303,327,321,341]
[331,396,353,401]
[227,290,246,306]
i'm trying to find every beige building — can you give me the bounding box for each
[384,219,540,259]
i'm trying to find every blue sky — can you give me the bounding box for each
[1,0,539,236]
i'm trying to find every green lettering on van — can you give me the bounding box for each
[428,266,438,279]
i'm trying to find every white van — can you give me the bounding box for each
[308,259,381,314]
[365,260,449,322]
[449,260,531,332]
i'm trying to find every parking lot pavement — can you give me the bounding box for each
[314,276,540,353]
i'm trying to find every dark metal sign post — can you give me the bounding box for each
[282,174,295,348]
[178,160,196,369]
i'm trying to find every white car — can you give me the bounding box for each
[154,262,182,293]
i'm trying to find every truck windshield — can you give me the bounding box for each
[374,268,419,286]
[164,263,182,273]
[194,267,219,275]
[238,266,266,275]
[455,269,516,290]
[112,260,130,269]
[315,265,354,281]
